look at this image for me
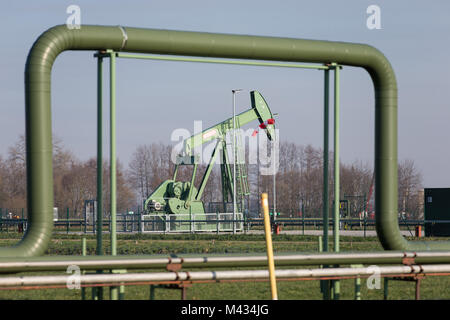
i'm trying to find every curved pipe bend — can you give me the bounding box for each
[3,24,446,257]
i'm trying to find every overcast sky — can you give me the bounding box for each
[1,0,449,188]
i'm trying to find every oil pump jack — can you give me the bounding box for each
[143,91,276,218]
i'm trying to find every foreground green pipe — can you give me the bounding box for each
[5,24,446,258]
[3,264,450,288]
[1,252,450,273]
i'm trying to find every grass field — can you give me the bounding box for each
[0,232,449,300]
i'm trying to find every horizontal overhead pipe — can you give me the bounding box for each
[1,252,450,273]
[1,264,450,288]
[4,24,447,257]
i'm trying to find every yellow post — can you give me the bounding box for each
[261,193,278,300]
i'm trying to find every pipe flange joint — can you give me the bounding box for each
[118,26,128,51]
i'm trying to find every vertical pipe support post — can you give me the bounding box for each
[332,62,341,300]
[95,52,104,300]
[322,66,331,300]
[323,67,330,251]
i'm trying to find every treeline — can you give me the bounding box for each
[0,136,424,219]
[0,136,135,218]
[126,141,424,219]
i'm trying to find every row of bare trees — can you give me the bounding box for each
[0,136,424,219]
[256,144,423,219]
[127,141,424,219]
[0,136,135,218]
[254,144,374,218]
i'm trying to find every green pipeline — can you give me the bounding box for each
[3,24,447,258]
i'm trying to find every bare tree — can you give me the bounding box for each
[398,159,423,219]
[61,161,94,216]
[0,134,76,211]
[127,142,177,204]
[340,161,373,217]
[128,145,154,203]
[0,156,8,206]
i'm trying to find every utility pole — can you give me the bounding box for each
[232,89,243,234]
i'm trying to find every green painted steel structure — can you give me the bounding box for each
[96,56,103,256]
[142,90,275,221]
[0,24,446,259]
[332,63,341,299]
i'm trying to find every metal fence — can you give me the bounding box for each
[141,213,244,233]
[1,207,450,236]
